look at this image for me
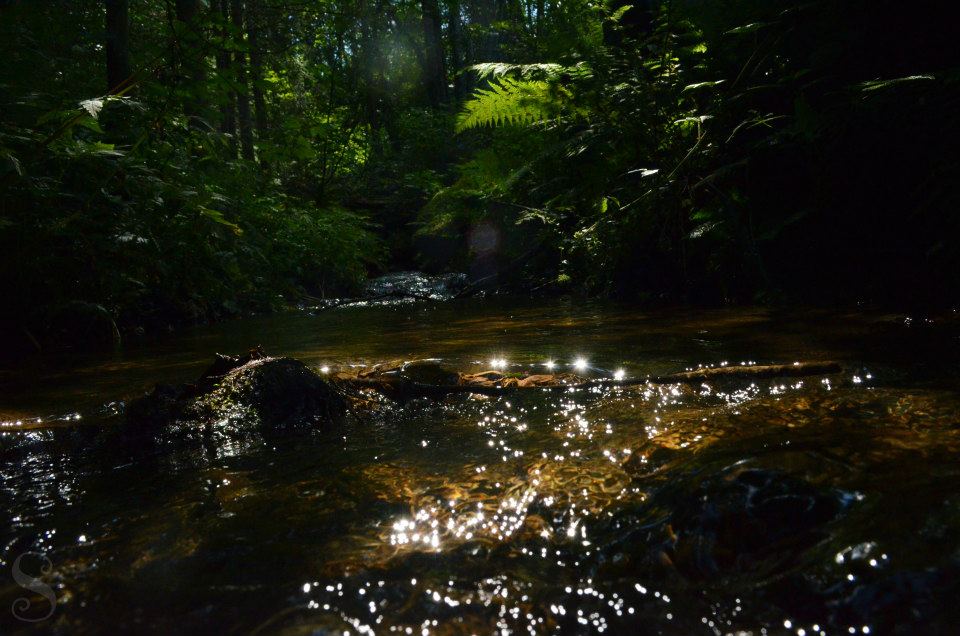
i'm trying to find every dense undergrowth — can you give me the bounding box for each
[1,0,958,354]
[1,96,379,342]
[425,1,960,306]
[0,1,382,353]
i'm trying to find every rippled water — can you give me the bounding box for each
[1,300,959,634]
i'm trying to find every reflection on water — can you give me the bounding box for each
[1,300,960,634]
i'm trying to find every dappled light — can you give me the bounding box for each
[3,304,960,634]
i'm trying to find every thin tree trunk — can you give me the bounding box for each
[246,0,268,140]
[230,0,255,160]
[462,0,498,93]
[215,0,237,156]
[475,0,498,62]
[359,0,384,141]
[175,0,199,22]
[447,0,463,100]
[420,0,447,106]
[174,0,206,123]
[104,0,131,94]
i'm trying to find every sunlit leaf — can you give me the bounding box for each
[682,80,725,92]
[858,75,935,92]
[199,206,243,235]
[456,76,554,132]
[725,22,771,35]
[79,98,104,118]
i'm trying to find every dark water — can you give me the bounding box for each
[2,299,959,634]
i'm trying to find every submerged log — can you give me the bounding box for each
[12,356,841,433]
[653,361,843,384]
[343,361,843,399]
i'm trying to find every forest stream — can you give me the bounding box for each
[2,291,959,635]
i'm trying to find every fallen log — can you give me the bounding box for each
[341,361,843,399]
[652,361,843,384]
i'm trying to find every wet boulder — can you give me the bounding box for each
[358,359,461,386]
[185,356,347,430]
[128,351,346,433]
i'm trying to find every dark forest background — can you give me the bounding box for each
[2,0,958,351]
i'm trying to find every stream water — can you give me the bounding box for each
[1,296,959,634]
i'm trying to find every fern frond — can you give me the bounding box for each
[466,62,592,81]
[456,77,553,132]
[467,62,565,80]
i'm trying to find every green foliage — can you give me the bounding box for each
[467,62,591,80]
[456,62,593,132]
[2,0,959,351]
[421,0,960,303]
[0,90,380,345]
[456,76,555,131]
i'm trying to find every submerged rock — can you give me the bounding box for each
[663,467,846,580]
[357,359,461,385]
[363,271,467,300]
[128,351,346,433]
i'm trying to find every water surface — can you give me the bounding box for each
[1,299,958,634]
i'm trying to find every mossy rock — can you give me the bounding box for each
[186,357,346,431]
[129,354,346,433]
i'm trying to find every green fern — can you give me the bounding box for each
[468,62,564,80]
[466,62,592,81]
[456,76,553,132]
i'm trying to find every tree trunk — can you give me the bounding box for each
[472,0,498,62]
[245,0,269,140]
[174,0,206,123]
[420,0,447,106]
[215,0,237,157]
[230,0,255,160]
[462,0,499,93]
[104,0,131,94]
[175,0,199,22]
[447,0,463,100]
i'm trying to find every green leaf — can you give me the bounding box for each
[199,206,243,235]
[2,151,22,176]
[609,4,634,23]
[456,76,555,132]
[682,80,725,93]
[725,22,771,35]
[76,114,104,134]
[857,75,935,92]
[88,142,122,156]
[688,220,723,239]
[468,62,563,79]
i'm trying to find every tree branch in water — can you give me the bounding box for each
[340,361,843,399]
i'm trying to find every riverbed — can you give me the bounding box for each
[2,298,959,634]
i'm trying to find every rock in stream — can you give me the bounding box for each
[127,349,346,433]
